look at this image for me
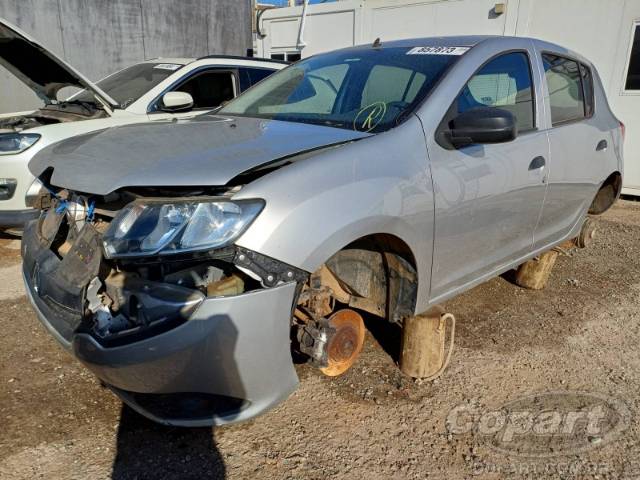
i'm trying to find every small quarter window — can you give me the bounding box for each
[580,63,595,117]
[625,24,640,90]
[456,51,535,132]
[542,54,585,126]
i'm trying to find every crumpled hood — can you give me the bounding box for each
[30,114,371,195]
[0,18,117,107]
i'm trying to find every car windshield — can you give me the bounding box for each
[73,62,184,108]
[219,46,463,133]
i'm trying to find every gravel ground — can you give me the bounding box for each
[2,200,640,479]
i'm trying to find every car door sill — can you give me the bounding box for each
[427,218,585,308]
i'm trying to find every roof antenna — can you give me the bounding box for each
[372,37,382,48]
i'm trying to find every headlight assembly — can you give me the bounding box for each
[102,199,264,259]
[0,133,41,155]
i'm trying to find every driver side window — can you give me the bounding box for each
[457,52,535,132]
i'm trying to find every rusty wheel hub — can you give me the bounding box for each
[577,218,597,248]
[320,309,365,377]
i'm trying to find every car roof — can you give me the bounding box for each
[330,35,592,67]
[139,55,289,67]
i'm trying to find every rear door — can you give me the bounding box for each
[428,49,549,301]
[532,53,605,248]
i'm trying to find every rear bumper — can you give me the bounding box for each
[0,208,38,229]
[22,221,300,427]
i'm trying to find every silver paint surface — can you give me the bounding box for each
[29,114,371,194]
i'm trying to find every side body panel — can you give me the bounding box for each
[234,116,436,313]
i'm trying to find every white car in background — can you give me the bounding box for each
[0,18,285,232]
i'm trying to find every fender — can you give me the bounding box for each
[233,117,436,313]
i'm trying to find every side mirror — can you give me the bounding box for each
[160,91,194,112]
[447,108,517,148]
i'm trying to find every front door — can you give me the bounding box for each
[428,50,549,301]
[148,69,238,121]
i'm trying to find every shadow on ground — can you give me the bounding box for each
[363,312,402,362]
[112,406,225,480]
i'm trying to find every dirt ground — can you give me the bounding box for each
[2,200,640,479]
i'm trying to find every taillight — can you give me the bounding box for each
[620,121,626,141]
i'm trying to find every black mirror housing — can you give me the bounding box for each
[447,107,518,148]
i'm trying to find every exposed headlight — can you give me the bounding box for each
[102,199,264,258]
[25,178,46,208]
[0,133,41,155]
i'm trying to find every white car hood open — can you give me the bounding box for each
[0,18,118,108]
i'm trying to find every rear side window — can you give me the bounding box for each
[543,54,589,125]
[625,24,640,90]
[456,51,535,132]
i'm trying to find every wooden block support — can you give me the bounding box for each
[400,306,453,379]
[514,250,559,290]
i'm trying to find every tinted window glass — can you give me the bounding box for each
[626,25,640,90]
[74,62,181,108]
[239,68,275,91]
[247,68,275,87]
[220,47,460,133]
[580,63,594,117]
[173,71,234,109]
[456,52,535,131]
[543,54,585,125]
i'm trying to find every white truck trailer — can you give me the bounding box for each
[255,0,640,195]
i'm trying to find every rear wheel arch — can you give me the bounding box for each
[589,171,622,215]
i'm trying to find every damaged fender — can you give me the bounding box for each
[233,116,435,313]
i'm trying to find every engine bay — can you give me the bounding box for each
[0,102,107,133]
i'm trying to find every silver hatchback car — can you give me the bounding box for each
[23,36,622,426]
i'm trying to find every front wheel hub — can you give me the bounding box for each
[320,309,365,377]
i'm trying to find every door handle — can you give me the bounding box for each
[596,139,608,151]
[528,156,546,170]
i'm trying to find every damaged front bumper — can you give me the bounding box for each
[22,220,300,427]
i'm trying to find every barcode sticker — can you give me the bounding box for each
[407,46,470,56]
[153,63,182,71]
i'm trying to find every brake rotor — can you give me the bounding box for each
[320,309,365,377]
[576,218,597,248]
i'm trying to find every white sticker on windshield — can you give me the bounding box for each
[153,63,182,71]
[407,46,470,56]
